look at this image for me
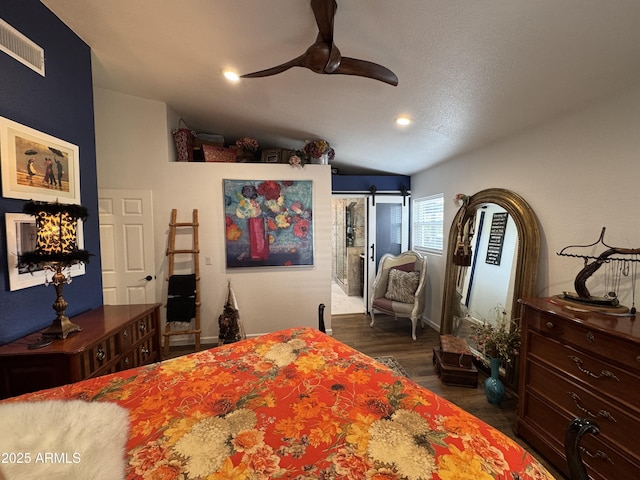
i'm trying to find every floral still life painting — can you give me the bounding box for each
[224,179,313,267]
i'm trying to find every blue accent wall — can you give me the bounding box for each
[0,0,102,345]
[331,175,410,193]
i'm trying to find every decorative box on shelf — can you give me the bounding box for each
[195,133,224,148]
[432,347,478,388]
[261,149,281,163]
[260,149,295,164]
[203,145,238,163]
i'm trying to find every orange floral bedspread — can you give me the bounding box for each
[4,328,553,479]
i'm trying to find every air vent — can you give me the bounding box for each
[0,18,45,76]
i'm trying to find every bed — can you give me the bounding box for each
[0,327,554,480]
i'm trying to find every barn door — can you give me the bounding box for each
[364,195,409,311]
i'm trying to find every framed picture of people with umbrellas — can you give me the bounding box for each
[0,115,80,204]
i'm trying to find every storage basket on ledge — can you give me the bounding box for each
[203,145,238,163]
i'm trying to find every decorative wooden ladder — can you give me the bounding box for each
[163,209,201,357]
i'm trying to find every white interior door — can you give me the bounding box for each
[365,195,409,311]
[99,189,156,305]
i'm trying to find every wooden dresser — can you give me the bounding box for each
[515,297,640,479]
[0,304,161,399]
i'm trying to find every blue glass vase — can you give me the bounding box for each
[484,357,505,405]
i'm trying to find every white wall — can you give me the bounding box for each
[94,88,332,343]
[413,85,640,328]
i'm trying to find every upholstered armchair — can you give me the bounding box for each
[369,250,428,340]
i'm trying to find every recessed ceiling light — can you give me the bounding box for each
[395,115,412,126]
[223,70,240,82]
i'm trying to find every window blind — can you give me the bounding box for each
[413,194,444,252]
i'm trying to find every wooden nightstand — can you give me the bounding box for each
[0,304,161,399]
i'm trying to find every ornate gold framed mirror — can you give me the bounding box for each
[440,188,540,336]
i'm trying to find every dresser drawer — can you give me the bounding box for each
[132,313,156,343]
[525,307,640,372]
[133,336,157,367]
[120,338,156,370]
[118,323,133,350]
[523,392,639,480]
[527,360,637,459]
[119,353,134,371]
[528,329,639,408]
[79,336,118,378]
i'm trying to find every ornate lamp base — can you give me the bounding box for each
[41,315,81,339]
[42,263,82,339]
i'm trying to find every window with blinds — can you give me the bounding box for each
[413,194,444,253]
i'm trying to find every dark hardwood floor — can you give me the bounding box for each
[167,313,566,479]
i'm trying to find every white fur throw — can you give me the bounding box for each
[0,400,129,480]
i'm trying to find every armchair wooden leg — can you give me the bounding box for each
[411,317,417,341]
[370,310,376,327]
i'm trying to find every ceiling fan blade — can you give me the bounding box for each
[323,41,341,73]
[242,1,399,85]
[334,57,399,86]
[241,55,306,78]
[311,0,337,44]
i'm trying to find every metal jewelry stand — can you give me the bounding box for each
[556,227,640,314]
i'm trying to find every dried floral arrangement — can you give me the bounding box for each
[235,137,259,153]
[289,139,335,167]
[469,306,521,364]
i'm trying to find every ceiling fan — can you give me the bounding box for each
[241,0,398,86]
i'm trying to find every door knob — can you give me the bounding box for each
[140,275,154,282]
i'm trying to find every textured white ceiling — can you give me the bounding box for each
[42,0,640,175]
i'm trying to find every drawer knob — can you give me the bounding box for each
[123,330,128,337]
[124,357,130,367]
[546,321,554,329]
[96,348,105,362]
[141,347,150,357]
[586,331,595,343]
[139,322,147,333]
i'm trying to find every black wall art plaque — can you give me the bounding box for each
[485,212,508,265]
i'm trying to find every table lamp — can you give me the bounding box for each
[19,200,90,340]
